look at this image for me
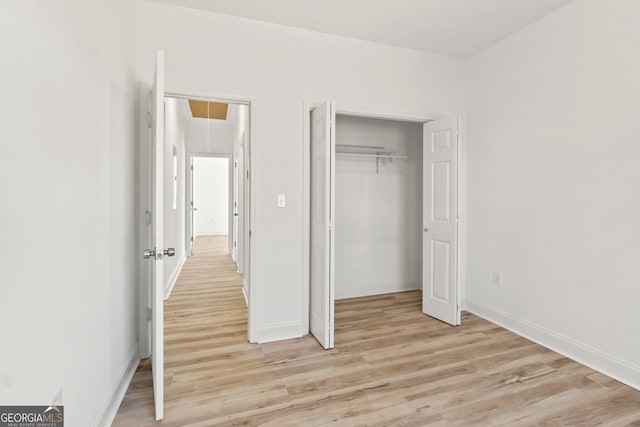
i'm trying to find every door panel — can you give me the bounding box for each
[309,102,335,349]
[151,50,165,421]
[422,117,459,326]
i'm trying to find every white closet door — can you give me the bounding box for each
[151,50,165,420]
[422,116,460,326]
[310,102,335,349]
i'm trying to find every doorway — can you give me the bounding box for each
[187,155,231,255]
[303,102,463,350]
[138,91,255,359]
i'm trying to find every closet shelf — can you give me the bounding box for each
[336,152,408,160]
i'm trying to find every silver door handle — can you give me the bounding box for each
[143,248,156,259]
[163,248,175,257]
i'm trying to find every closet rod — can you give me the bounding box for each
[336,152,408,159]
[335,144,385,150]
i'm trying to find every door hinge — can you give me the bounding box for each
[145,210,152,226]
[328,221,334,231]
[249,230,252,238]
[146,111,152,129]
[146,306,152,321]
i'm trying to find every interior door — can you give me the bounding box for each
[422,116,460,326]
[309,102,335,349]
[188,157,195,256]
[149,50,165,421]
[232,154,239,262]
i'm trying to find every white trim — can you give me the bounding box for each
[93,346,139,427]
[335,279,420,300]
[164,253,186,300]
[194,231,229,236]
[256,320,305,344]
[336,104,439,123]
[166,89,253,106]
[465,298,640,392]
[242,284,248,307]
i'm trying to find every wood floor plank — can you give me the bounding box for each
[113,235,640,426]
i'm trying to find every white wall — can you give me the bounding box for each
[163,97,188,296]
[136,0,465,342]
[0,1,138,425]
[193,157,230,236]
[466,0,640,389]
[335,116,423,299]
[185,119,234,154]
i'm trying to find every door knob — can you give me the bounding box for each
[234,213,239,216]
[424,227,429,232]
[143,248,156,259]
[163,248,175,257]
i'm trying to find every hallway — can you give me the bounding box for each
[114,235,248,425]
[113,236,640,426]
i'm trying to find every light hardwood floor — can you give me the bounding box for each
[114,235,640,426]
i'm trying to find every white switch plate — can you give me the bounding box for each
[277,194,286,208]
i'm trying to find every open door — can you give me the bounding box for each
[187,157,195,256]
[422,116,460,326]
[309,102,335,349]
[232,154,239,262]
[142,50,165,421]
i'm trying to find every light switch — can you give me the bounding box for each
[278,194,286,208]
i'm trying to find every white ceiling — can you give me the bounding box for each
[151,0,574,57]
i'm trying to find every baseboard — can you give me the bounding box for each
[195,232,228,236]
[93,346,139,427]
[256,320,305,344]
[335,278,420,300]
[164,254,186,300]
[464,298,640,392]
[241,284,248,307]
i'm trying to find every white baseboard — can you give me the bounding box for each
[335,278,420,300]
[464,298,640,392]
[164,254,187,300]
[241,284,248,307]
[256,320,305,344]
[195,231,228,236]
[93,346,139,427]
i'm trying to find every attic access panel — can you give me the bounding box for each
[188,100,229,120]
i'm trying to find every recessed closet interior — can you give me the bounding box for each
[334,114,424,300]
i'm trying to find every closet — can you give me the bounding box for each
[334,115,423,300]
[309,102,460,350]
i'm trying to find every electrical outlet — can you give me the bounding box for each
[492,272,502,286]
[277,194,286,208]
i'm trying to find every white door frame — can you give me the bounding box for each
[138,89,257,348]
[301,101,466,335]
[186,152,233,247]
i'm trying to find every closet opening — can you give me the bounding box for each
[304,102,461,350]
[334,115,423,300]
